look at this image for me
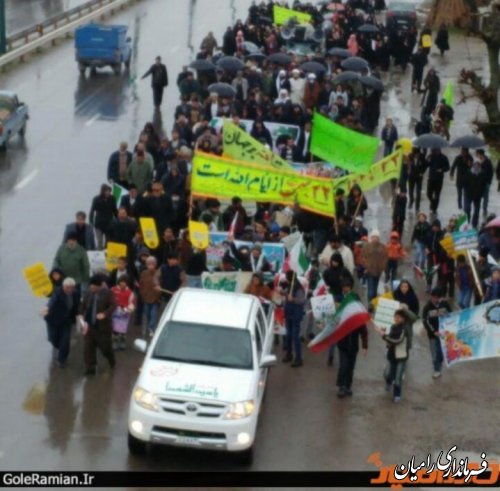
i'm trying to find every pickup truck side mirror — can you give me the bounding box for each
[134,339,148,353]
[259,354,277,369]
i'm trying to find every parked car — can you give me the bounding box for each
[0,91,29,150]
[75,24,132,76]
[386,1,417,31]
[128,288,277,464]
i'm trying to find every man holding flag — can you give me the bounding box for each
[308,279,370,397]
[282,234,309,367]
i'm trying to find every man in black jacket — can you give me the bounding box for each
[44,278,79,368]
[63,211,96,251]
[408,147,428,211]
[426,149,450,214]
[476,149,494,217]
[450,147,473,210]
[141,56,169,108]
[120,185,148,219]
[107,142,132,187]
[464,160,487,228]
[422,288,452,379]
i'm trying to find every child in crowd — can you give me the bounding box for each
[386,231,406,284]
[111,275,135,350]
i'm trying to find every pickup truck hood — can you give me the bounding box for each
[139,358,255,403]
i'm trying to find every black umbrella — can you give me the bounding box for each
[189,59,216,71]
[327,47,352,58]
[357,24,380,33]
[341,56,369,72]
[245,53,266,63]
[267,53,292,65]
[244,41,260,54]
[332,71,360,84]
[450,135,485,148]
[413,133,449,149]
[300,61,327,74]
[360,75,384,91]
[216,56,245,72]
[208,83,236,98]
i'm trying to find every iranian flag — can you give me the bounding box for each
[308,292,370,353]
[288,234,309,275]
[112,182,128,206]
[455,213,470,232]
[228,211,239,237]
[313,279,328,297]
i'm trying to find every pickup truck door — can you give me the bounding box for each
[255,306,272,401]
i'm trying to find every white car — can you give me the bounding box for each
[128,288,277,464]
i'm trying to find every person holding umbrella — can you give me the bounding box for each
[464,159,487,229]
[450,148,473,210]
[426,148,450,215]
[435,24,449,57]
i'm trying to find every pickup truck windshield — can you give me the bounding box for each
[152,321,253,370]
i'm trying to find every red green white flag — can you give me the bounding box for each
[308,292,370,353]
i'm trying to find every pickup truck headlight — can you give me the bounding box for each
[133,387,159,412]
[224,400,255,420]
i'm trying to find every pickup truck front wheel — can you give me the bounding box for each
[128,432,147,456]
[113,64,121,75]
[234,446,254,466]
[19,122,27,137]
[78,63,86,76]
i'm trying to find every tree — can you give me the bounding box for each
[428,0,474,28]
[460,0,500,146]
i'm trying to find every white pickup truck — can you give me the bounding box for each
[0,91,28,150]
[128,288,276,464]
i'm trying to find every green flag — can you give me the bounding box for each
[443,81,454,107]
[310,112,380,175]
[112,182,128,205]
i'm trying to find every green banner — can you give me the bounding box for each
[223,121,294,171]
[332,150,403,194]
[273,4,312,25]
[192,152,335,218]
[311,112,380,175]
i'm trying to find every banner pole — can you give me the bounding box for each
[466,249,484,299]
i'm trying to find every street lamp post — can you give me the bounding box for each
[0,0,5,55]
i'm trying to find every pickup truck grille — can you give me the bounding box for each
[157,397,227,418]
[152,426,225,440]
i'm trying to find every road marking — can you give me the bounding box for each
[14,169,39,191]
[85,113,101,127]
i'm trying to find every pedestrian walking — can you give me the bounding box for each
[411,212,431,270]
[377,309,411,403]
[53,233,90,294]
[361,230,388,303]
[455,254,473,309]
[63,211,96,251]
[435,24,449,56]
[422,287,452,379]
[139,256,161,336]
[141,56,169,108]
[127,144,154,196]
[484,266,500,302]
[282,270,306,368]
[159,252,187,306]
[43,277,79,368]
[336,280,368,399]
[476,149,493,218]
[450,148,473,210]
[78,275,117,376]
[89,184,117,250]
[107,141,132,187]
[392,188,408,236]
[381,118,399,157]
[408,147,427,211]
[464,160,486,229]
[426,149,450,215]
[111,275,135,350]
[410,47,428,93]
[385,231,406,284]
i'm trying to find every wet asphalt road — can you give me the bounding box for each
[6,0,88,35]
[0,0,498,487]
